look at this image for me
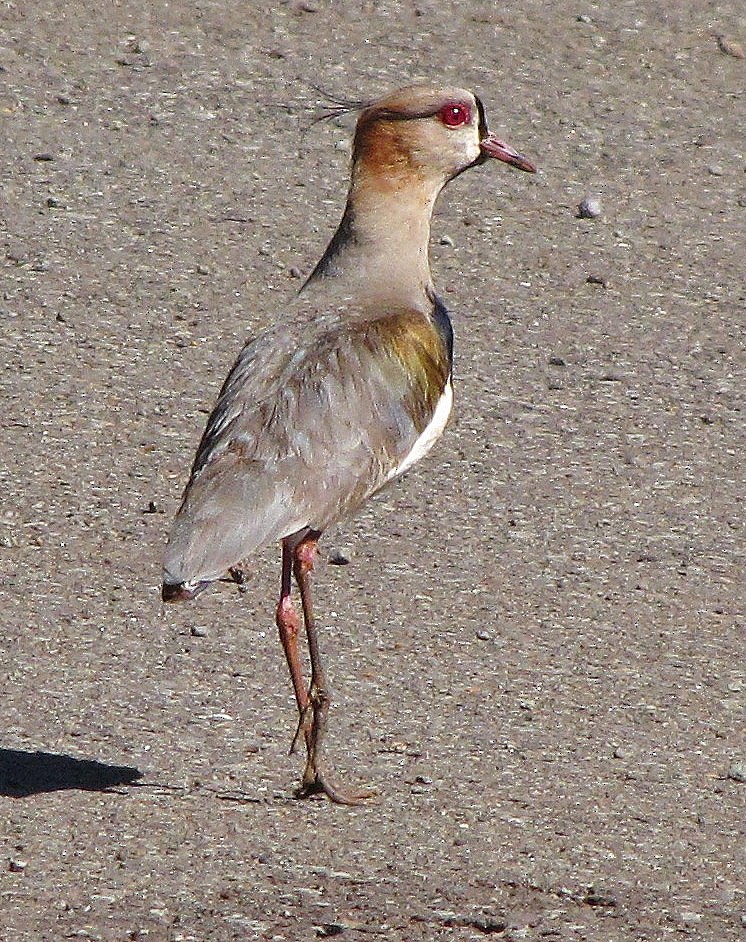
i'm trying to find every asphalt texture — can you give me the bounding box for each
[1,2,744,940]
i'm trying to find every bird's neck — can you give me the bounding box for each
[302,166,444,310]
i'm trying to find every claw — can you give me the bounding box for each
[295,772,376,806]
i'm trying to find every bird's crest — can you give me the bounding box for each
[306,85,373,128]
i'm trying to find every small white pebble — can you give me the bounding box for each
[577,197,602,218]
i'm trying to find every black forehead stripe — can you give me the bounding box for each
[373,100,474,123]
[373,106,442,122]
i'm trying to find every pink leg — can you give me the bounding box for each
[276,540,311,753]
[291,534,374,805]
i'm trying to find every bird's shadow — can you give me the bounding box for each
[0,747,143,798]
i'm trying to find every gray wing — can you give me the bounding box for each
[163,308,450,586]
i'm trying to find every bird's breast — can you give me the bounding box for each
[387,375,453,481]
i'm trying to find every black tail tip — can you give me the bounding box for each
[161,580,210,603]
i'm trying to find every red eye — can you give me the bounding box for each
[439,103,471,127]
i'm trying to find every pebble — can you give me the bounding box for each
[727,760,746,783]
[475,629,490,641]
[707,165,724,176]
[317,925,345,938]
[584,886,617,907]
[577,197,602,218]
[548,355,566,366]
[328,548,351,566]
[190,626,208,638]
[716,35,745,59]
[438,235,454,246]
[8,859,27,873]
[476,918,507,933]
[445,915,507,933]
[289,266,302,279]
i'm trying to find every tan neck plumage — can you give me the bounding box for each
[303,156,447,312]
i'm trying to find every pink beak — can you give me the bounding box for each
[480,133,537,173]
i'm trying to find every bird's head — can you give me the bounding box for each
[351,84,536,190]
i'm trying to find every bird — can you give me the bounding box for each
[161,83,536,804]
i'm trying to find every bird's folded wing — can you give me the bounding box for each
[164,307,451,585]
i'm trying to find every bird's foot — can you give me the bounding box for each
[295,769,375,806]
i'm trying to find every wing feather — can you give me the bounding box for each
[163,307,451,586]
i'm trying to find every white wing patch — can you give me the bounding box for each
[387,377,453,482]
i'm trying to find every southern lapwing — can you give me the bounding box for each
[162,84,536,803]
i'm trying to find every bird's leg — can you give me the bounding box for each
[292,534,374,805]
[276,539,312,755]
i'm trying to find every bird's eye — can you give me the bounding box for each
[439,103,471,128]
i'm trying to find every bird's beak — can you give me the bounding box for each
[479,133,537,173]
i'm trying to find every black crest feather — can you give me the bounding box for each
[306,84,373,127]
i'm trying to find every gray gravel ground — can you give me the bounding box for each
[1,1,744,939]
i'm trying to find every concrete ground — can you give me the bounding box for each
[1,2,744,939]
